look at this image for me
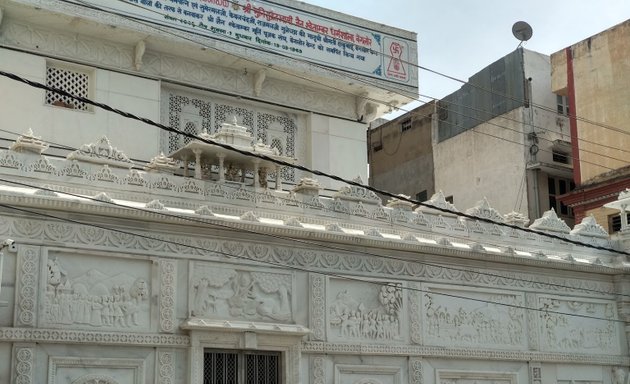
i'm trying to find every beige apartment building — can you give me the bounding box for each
[551,19,630,232]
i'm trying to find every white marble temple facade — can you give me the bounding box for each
[0,1,628,383]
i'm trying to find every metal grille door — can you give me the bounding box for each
[204,351,280,384]
[204,352,238,384]
[245,353,279,384]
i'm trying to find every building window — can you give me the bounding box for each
[547,176,575,216]
[204,350,280,384]
[45,63,91,111]
[609,214,630,233]
[445,195,454,204]
[415,190,427,202]
[400,118,412,132]
[556,95,569,116]
[552,150,569,164]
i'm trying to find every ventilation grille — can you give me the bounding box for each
[45,66,90,111]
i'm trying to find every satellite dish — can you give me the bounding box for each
[512,21,533,42]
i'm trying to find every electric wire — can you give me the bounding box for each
[0,0,625,327]
[2,176,624,300]
[103,0,630,137]
[0,201,622,324]
[418,94,630,164]
[1,68,628,257]
[60,0,630,159]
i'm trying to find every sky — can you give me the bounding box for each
[304,0,630,116]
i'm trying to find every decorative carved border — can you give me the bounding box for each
[156,349,175,384]
[159,259,177,333]
[409,357,422,384]
[0,327,190,347]
[310,274,326,341]
[409,281,422,345]
[301,342,630,365]
[11,343,35,384]
[526,293,539,351]
[311,355,326,384]
[48,356,145,384]
[15,246,39,327]
[0,215,615,298]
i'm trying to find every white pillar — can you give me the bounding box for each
[275,165,282,191]
[193,149,202,179]
[218,155,225,183]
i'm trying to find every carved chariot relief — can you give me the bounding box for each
[537,295,619,354]
[42,254,151,330]
[422,284,525,348]
[327,278,405,343]
[190,262,294,323]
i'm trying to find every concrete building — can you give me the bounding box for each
[369,49,574,225]
[551,19,630,232]
[368,101,436,202]
[0,2,630,384]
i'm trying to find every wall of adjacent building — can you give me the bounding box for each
[433,107,528,215]
[367,102,435,201]
[551,20,630,185]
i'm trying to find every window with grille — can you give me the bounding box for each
[609,214,630,233]
[547,176,575,216]
[204,350,280,384]
[556,95,569,116]
[400,118,412,132]
[45,64,91,111]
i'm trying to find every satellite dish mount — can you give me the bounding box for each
[512,21,533,48]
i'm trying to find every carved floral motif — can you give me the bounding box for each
[16,247,39,327]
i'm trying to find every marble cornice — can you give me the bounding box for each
[0,189,623,277]
[301,341,630,366]
[0,327,190,347]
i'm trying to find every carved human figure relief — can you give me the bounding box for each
[327,279,403,342]
[423,285,525,347]
[191,264,293,322]
[538,296,619,353]
[613,367,627,384]
[42,256,150,329]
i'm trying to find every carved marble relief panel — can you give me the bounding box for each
[40,252,152,331]
[436,370,517,384]
[334,364,402,384]
[537,295,619,354]
[326,278,406,343]
[47,356,145,384]
[421,284,526,349]
[190,261,294,323]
